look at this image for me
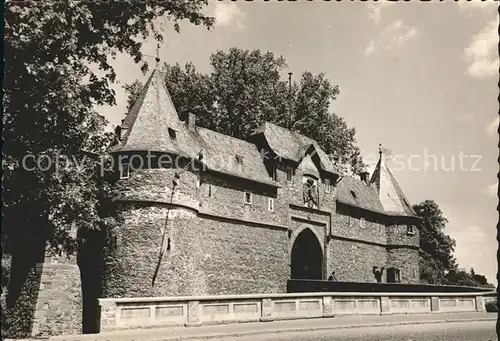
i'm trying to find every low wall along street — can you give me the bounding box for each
[98,291,492,332]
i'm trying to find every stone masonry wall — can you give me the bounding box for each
[32,254,82,336]
[386,223,420,247]
[197,217,289,294]
[387,248,420,284]
[333,205,387,245]
[104,154,419,299]
[328,239,387,283]
[114,165,200,211]
[101,203,289,298]
[199,174,282,227]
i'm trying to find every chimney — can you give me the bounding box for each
[359,170,370,185]
[115,119,125,141]
[186,112,196,132]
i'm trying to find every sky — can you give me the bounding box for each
[100,0,499,284]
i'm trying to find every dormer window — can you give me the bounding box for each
[119,163,130,180]
[235,154,243,165]
[407,225,415,236]
[168,128,177,139]
[244,192,252,205]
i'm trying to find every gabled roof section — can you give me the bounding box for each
[253,122,340,176]
[299,154,320,178]
[196,127,276,186]
[336,176,385,214]
[370,153,417,217]
[109,68,201,156]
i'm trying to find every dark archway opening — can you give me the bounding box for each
[78,229,105,334]
[291,229,323,280]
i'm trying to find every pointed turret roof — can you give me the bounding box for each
[110,67,201,156]
[369,147,416,217]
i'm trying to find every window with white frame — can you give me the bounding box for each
[324,178,331,193]
[244,192,252,205]
[395,268,401,282]
[119,163,130,179]
[268,198,274,212]
[359,218,366,228]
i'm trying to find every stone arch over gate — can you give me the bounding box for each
[290,227,324,280]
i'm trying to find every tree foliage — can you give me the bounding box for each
[446,268,494,288]
[4,1,213,337]
[414,200,494,288]
[3,0,214,255]
[125,48,364,173]
[413,200,456,285]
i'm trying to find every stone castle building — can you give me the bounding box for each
[5,65,422,337]
[101,66,421,300]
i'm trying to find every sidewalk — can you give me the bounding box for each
[46,312,497,341]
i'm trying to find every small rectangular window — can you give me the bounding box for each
[324,178,331,193]
[244,192,252,205]
[120,164,129,179]
[286,167,293,182]
[407,225,415,236]
[268,198,274,212]
[412,268,417,278]
[271,165,277,182]
[359,218,366,228]
[207,185,212,197]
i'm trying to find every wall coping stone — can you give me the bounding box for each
[98,291,496,306]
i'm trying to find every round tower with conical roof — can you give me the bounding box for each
[100,66,206,300]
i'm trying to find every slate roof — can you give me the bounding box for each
[109,68,417,213]
[110,68,202,157]
[196,127,275,186]
[369,156,417,217]
[336,176,385,214]
[253,122,339,175]
[109,68,276,187]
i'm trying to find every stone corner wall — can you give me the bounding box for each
[31,253,82,337]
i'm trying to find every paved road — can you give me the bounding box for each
[207,321,497,341]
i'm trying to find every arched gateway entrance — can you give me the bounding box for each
[290,228,323,280]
